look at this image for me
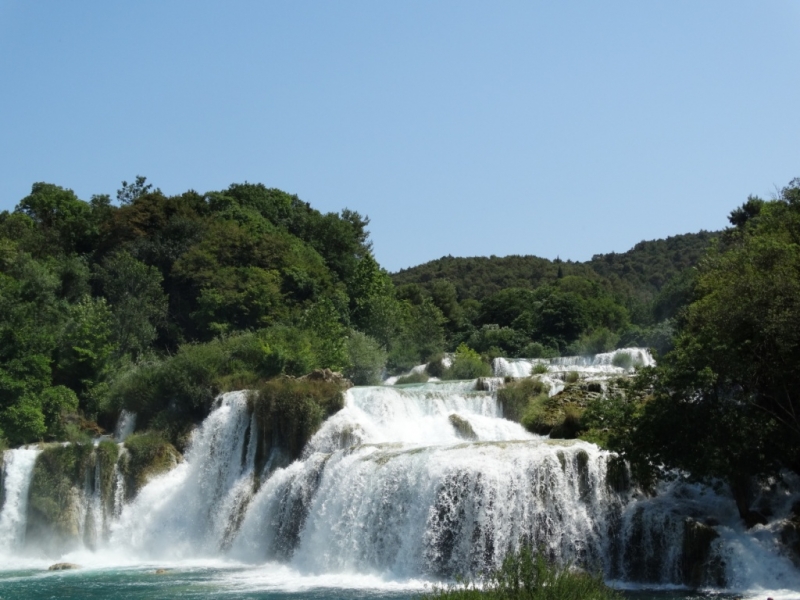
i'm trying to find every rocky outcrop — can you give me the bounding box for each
[120,434,183,500]
[448,414,477,440]
[48,562,80,570]
[681,518,725,588]
[26,444,95,554]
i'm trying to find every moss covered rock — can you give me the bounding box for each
[121,433,182,499]
[26,444,94,554]
[681,518,725,588]
[251,376,346,463]
[448,414,477,440]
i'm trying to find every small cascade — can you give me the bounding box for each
[109,391,258,558]
[0,448,40,552]
[114,410,137,442]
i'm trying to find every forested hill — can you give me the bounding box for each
[391,230,718,303]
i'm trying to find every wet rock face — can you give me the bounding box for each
[681,518,725,588]
[26,444,94,555]
[48,562,80,570]
[448,414,478,440]
[779,502,800,568]
[120,434,183,500]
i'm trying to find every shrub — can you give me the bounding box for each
[565,371,580,384]
[26,444,95,548]
[442,344,492,380]
[497,378,549,422]
[612,352,640,370]
[122,432,182,498]
[568,328,620,356]
[252,377,344,460]
[108,328,327,435]
[520,394,551,433]
[425,354,445,378]
[395,371,429,385]
[466,325,528,357]
[532,362,549,375]
[420,546,620,600]
[520,342,559,359]
[345,331,387,385]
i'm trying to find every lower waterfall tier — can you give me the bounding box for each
[1,383,799,596]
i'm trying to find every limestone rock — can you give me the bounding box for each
[48,563,80,571]
[449,414,478,440]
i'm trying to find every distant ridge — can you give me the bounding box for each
[391,230,718,302]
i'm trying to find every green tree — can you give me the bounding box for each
[94,251,168,359]
[16,182,97,255]
[601,179,800,525]
[117,175,160,205]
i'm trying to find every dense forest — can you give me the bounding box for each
[2,175,799,518]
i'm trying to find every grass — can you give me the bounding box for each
[532,362,549,375]
[565,371,580,384]
[497,378,549,422]
[420,546,620,600]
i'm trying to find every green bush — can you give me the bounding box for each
[395,371,430,385]
[611,352,632,369]
[520,394,551,433]
[568,327,620,356]
[426,354,445,378]
[345,331,387,385]
[520,342,559,359]
[532,362,549,375]
[420,546,620,600]
[565,371,580,384]
[108,328,326,433]
[497,378,549,422]
[252,377,345,460]
[442,344,492,380]
[26,443,94,548]
[122,432,182,498]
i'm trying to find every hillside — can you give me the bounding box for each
[392,231,718,303]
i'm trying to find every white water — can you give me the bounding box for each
[1,369,799,598]
[114,410,137,442]
[0,448,40,552]
[493,347,655,380]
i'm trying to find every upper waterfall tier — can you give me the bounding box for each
[493,347,655,379]
[306,383,534,454]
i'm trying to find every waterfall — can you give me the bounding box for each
[109,391,258,558]
[0,448,40,552]
[114,410,137,442]
[1,367,799,596]
[493,347,655,380]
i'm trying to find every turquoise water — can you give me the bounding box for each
[0,567,745,600]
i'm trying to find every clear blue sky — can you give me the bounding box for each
[2,2,799,272]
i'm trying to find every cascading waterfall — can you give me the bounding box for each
[493,347,655,380]
[1,350,799,597]
[0,448,40,553]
